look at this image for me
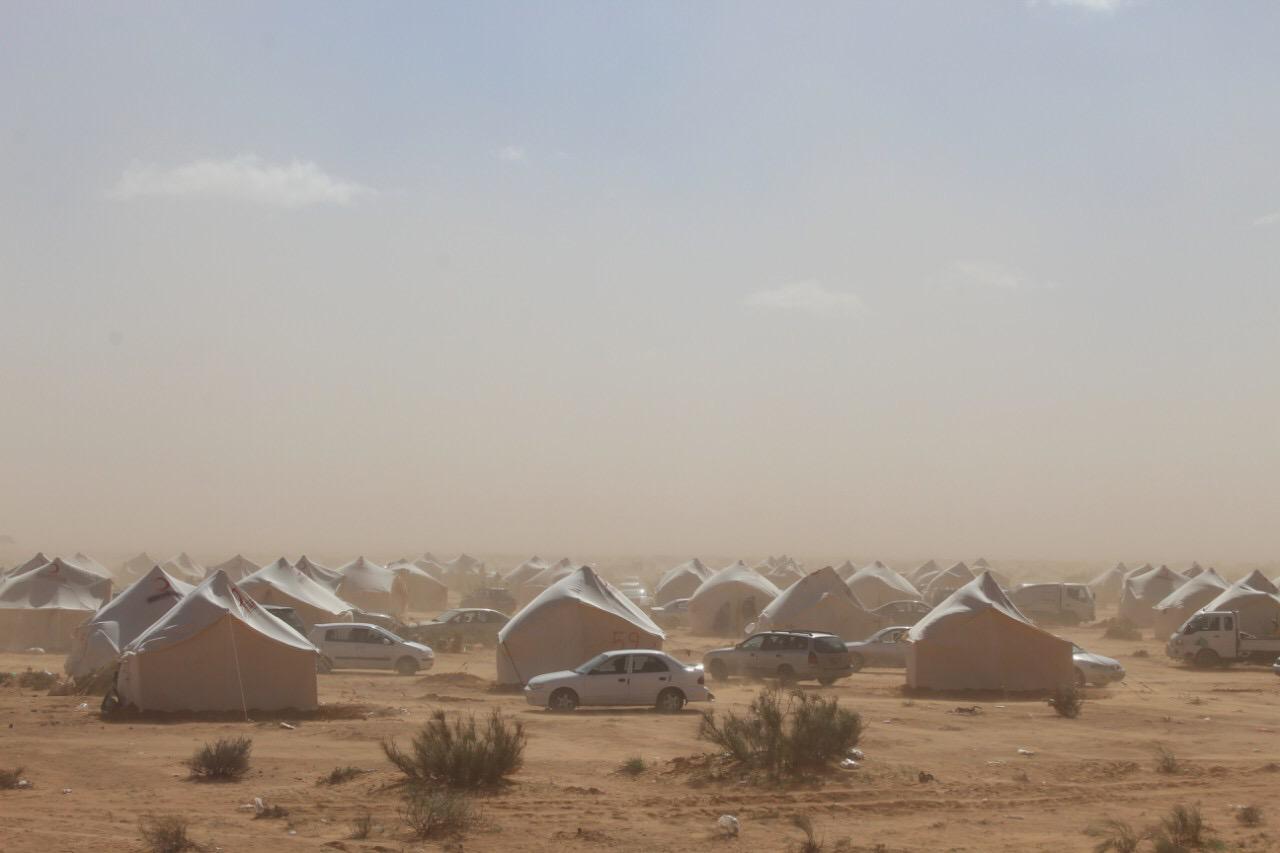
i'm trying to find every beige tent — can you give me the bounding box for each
[335,557,408,617]
[239,558,356,629]
[503,556,549,589]
[834,560,860,581]
[654,558,713,606]
[906,572,1073,692]
[515,558,578,606]
[117,571,318,713]
[496,566,663,685]
[1118,565,1186,627]
[1235,569,1279,595]
[161,552,205,585]
[1088,563,1128,607]
[67,553,113,580]
[0,558,113,651]
[5,551,50,578]
[688,562,780,636]
[765,563,806,589]
[66,565,193,677]
[908,559,941,586]
[847,561,922,609]
[1199,585,1280,637]
[753,566,880,642]
[207,554,262,582]
[1182,562,1205,579]
[1151,570,1228,639]
[294,555,343,590]
[924,562,975,606]
[118,552,156,581]
[387,561,449,613]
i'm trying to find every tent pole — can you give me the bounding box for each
[227,616,250,722]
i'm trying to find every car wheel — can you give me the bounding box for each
[708,660,729,682]
[848,653,865,673]
[395,657,419,676]
[317,656,334,674]
[655,688,685,713]
[548,688,579,712]
[777,664,797,686]
[1074,668,1087,688]
[1193,648,1219,669]
[817,676,837,687]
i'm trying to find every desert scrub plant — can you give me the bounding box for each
[400,786,477,840]
[1236,804,1263,826]
[1086,818,1142,853]
[139,815,198,853]
[0,766,25,789]
[618,756,646,776]
[791,814,824,852]
[1103,620,1142,641]
[1153,744,1181,775]
[320,765,365,785]
[1048,684,1084,718]
[383,708,526,788]
[16,669,57,690]
[1152,804,1208,851]
[253,804,288,820]
[349,811,375,840]
[697,687,862,778]
[185,736,252,781]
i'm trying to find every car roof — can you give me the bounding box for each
[759,630,836,638]
[312,622,384,630]
[595,648,666,658]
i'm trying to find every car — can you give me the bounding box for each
[617,580,652,608]
[869,599,931,627]
[523,649,712,713]
[402,608,509,650]
[651,598,690,616]
[845,626,910,671]
[262,605,307,639]
[348,609,406,633]
[702,630,854,686]
[1072,644,1125,686]
[459,587,516,613]
[310,622,435,675]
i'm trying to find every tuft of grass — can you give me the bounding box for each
[1153,744,1181,775]
[349,811,374,840]
[139,815,198,853]
[1086,818,1142,853]
[1132,649,1150,658]
[185,737,252,781]
[698,687,862,778]
[1048,685,1084,719]
[1103,621,1142,641]
[383,708,526,788]
[0,767,25,789]
[320,765,365,785]
[618,756,646,776]
[1236,804,1263,826]
[792,814,824,853]
[16,669,57,690]
[253,804,288,820]
[1153,804,1206,850]
[400,786,477,839]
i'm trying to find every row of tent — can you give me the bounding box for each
[1086,562,1280,637]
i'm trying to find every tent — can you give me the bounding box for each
[906,572,1073,692]
[0,558,113,651]
[335,557,408,618]
[765,563,805,589]
[6,551,50,578]
[119,552,156,581]
[387,561,449,612]
[68,553,113,580]
[503,556,549,589]
[294,555,343,590]
[688,562,780,636]
[65,566,193,677]
[1199,584,1280,637]
[1151,570,1229,639]
[495,565,663,686]
[752,566,880,642]
[1088,563,1128,607]
[442,553,485,586]
[1235,569,1279,595]
[515,559,578,606]
[654,558,714,606]
[207,554,262,582]
[1182,562,1205,579]
[161,553,205,585]
[908,560,941,586]
[239,558,355,629]
[1118,566,1186,627]
[117,571,318,713]
[834,561,859,581]
[847,562,922,610]
[924,562,976,606]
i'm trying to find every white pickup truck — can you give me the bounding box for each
[1009,583,1095,626]
[1165,610,1280,667]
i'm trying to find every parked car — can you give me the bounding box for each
[1273,656,1280,677]
[1167,610,1280,667]
[845,626,910,671]
[348,609,405,633]
[523,649,713,712]
[651,598,690,616]
[262,605,307,638]
[1072,644,1125,686]
[870,599,931,627]
[310,622,435,675]
[702,630,853,686]
[402,608,509,649]
[617,580,652,608]
[459,587,516,613]
[1010,583,1095,625]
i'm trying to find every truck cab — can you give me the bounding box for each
[1166,610,1280,667]
[1009,583,1095,626]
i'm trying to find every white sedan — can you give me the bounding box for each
[523,649,714,713]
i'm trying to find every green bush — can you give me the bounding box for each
[698,688,862,777]
[383,709,526,788]
[185,737,252,781]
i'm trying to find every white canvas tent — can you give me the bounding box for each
[906,572,1073,692]
[6,551,50,578]
[161,552,205,585]
[294,555,343,590]
[924,562,976,606]
[847,562,922,609]
[119,552,156,581]
[65,565,193,677]
[67,553,113,580]
[654,558,713,606]
[1118,565,1186,627]
[387,561,449,612]
[1235,569,1279,595]
[1151,570,1228,639]
[0,558,113,651]
[335,557,408,618]
[1182,562,1205,579]
[117,571,318,713]
[752,565,880,642]
[515,558,578,606]
[688,562,780,636]
[834,560,859,581]
[1199,584,1280,637]
[1088,563,1128,607]
[503,556,549,588]
[908,560,941,586]
[496,565,663,686]
[765,563,805,589]
[239,558,355,629]
[207,554,262,582]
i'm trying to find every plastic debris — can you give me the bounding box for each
[717,815,740,837]
[16,779,31,789]
[253,797,265,815]
[279,722,296,730]
[61,788,72,794]
[1017,748,1036,757]
[847,748,865,761]
[839,758,861,770]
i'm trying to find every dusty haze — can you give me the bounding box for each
[2,3,1277,563]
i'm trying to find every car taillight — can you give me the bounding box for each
[808,651,817,666]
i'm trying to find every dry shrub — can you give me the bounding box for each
[383,708,525,788]
[185,737,252,781]
[792,814,824,852]
[139,815,198,853]
[16,669,57,690]
[400,786,476,839]
[1153,744,1180,775]
[1049,685,1083,718]
[0,767,25,789]
[1236,804,1263,826]
[618,756,646,776]
[320,765,365,785]
[349,811,375,839]
[253,804,288,820]
[1152,804,1208,851]
[698,687,862,778]
[1087,818,1141,853]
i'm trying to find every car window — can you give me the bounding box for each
[325,628,348,642]
[1223,616,1233,631]
[790,635,810,651]
[882,632,898,644]
[1206,616,1220,632]
[590,656,629,675]
[813,636,844,653]
[759,635,780,651]
[633,655,669,673]
[348,627,371,643]
[474,612,488,623]
[739,635,765,651]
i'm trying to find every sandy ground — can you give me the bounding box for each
[2,616,1279,852]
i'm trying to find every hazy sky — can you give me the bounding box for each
[2,1,1277,562]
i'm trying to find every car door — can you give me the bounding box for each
[578,654,631,705]
[353,627,396,669]
[877,629,906,666]
[745,634,776,677]
[733,634,766,676]
[627,654,674,705]
[324,626,358,667]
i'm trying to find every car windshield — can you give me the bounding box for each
[575,653,609,674]
[434,610,461,622]
[377,628,402,643]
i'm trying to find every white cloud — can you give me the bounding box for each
[1032,0,1128,11]
[953,261,1058,291]
[1252,211,1280,227]
[497,145,526,163]
[744,280,865,316]
[110,155,373,207]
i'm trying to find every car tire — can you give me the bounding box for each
[548,688,579,712]
[817,676,837,687]
[317,656,334,674]
[395,657,419,676]
[1074,668,1087,688]
[777,664,797,686]
[1193,648,1219,669]
[708,660,729,682]
[655,688,685,713]
[848,653,865,673]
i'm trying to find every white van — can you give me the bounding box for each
[310,622,435,675]
[1009,583,1095,625]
